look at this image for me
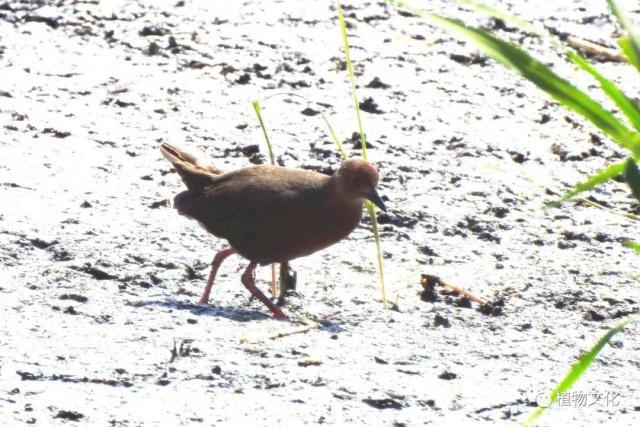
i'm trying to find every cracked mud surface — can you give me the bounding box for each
[1,1,639,425]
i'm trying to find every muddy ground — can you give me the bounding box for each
[1,0,639,425]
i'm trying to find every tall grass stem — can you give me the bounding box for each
[338,1,387,309]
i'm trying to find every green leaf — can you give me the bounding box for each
[625,157,640,201]
[455,0,542,37]
[567,51,640,133]
[622,238,640,254]
[608,0,640,73]
[452,0,640,134]
[386,0,640,157]
[261,92,347,159]
[547,158,628,206]
[618,36,640,73]
[251,100,275,165]
[524,317,634,426]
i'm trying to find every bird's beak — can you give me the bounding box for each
[366,189,387,212]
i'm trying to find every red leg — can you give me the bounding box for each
[198,248,237,305]
[241,262,288,319]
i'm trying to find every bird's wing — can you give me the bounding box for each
[196,166,332,252]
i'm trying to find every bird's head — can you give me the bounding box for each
[335,159,387,211]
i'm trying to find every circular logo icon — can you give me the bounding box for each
[534,393,553,408]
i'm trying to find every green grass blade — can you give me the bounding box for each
[338,1,387,309]
[451,0,566,54]
[454,0,542,36]
[547,158,628,206]
[320,112,348,160]
[622,238,640,254]
[566,50,640,133]
[618,36,640,73]
[625,157,640,201]
[252,100,275,165]
[262,92,347,159]
[366,200,387,305]
[337,1,368,159]
[608,0,640,73]
[524,317,634,426]
[251,100,278,298]
[454,0,640,133]
[387,0,640,157]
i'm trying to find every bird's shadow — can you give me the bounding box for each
[131,298,276,322]
[130,298,345,332]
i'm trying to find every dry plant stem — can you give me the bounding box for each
[298,359,323,367]
[261,92,347,157]
[367,202,387,308]
[251,100,279,300]
[269,317,321,340]
[566,36,626,62]
[579,197,640,222]
[435,276,487,305]
[271,263,278,298]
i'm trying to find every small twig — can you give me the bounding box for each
[421,274,487,305]
[298,359,323,367]
[270,263,278,300]
[268,317,321,340]
[578,197,640,222]
[169,339,178,363]
[566,36,626,62]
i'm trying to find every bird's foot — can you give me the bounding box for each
[271,308,288,320]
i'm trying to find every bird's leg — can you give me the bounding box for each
[276,261,297,306]
[198,248,237,305]
[241,261,288,319]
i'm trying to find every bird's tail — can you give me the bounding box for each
[160,143,223,190]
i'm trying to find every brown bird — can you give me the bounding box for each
[160,143,386,319]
